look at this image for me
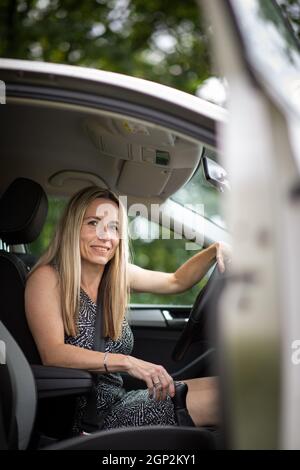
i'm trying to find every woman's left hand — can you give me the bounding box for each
[215,241,232,273]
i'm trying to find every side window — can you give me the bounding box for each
[131,149,226,306]
[130,218,207,306]
[28,197,67,257]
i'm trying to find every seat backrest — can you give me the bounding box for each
[0,178,48,364]
[0,251,41,363]
[0,320,37,450]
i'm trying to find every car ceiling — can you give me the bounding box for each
[0,60,228,205]
[0,98,203,204]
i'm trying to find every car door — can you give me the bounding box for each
[203,0,300,450]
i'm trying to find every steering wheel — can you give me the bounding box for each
[172,263,226,362]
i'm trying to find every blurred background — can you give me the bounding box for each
[1,0,298,96]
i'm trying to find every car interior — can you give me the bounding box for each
[0,72,228,450]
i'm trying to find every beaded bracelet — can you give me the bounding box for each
[103,351,109,373]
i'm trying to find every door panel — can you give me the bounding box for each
[123,305,215,390]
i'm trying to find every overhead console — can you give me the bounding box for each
[85,117,202,198]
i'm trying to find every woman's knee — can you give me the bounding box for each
[185,377,220,427]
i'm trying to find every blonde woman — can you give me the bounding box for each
[25,186,228,433]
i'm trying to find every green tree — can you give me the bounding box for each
[0,0,211,94]
[1,0,298,96]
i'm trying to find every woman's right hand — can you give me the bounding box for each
[215,241,232,273]
[124,355,175,401]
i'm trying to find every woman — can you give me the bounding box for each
[25,186,229,433]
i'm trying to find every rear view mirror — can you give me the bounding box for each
[202,156,230,192]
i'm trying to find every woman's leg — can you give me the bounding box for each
[184,376,219,427]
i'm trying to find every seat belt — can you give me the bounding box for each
[81,290,108,433]
[93,289,106,352]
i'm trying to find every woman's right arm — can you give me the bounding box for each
[25,266,174,399]
[25,265,118,371]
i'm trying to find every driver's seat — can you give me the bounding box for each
[0,320,216,450]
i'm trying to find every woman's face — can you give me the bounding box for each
[80,198,120,266]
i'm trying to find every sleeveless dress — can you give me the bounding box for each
[65,289,176,433]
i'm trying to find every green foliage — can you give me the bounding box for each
[29,197,66,255]
[130,231,207,306]
[0,0,298,96]
[278,0,300,38]
[0,0,211,94]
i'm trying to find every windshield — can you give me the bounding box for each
[230,0,300,115]
[171,147,226,229]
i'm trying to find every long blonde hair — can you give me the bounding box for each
[29,186,130,340]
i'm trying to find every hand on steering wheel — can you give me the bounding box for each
[172,264,226,362]
[215,241,232,273]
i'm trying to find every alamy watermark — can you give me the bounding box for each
[291,340,300,365]
[0,80,6,104]
[0,340,6,365]
[95,197,205,250]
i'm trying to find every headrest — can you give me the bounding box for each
[0,178,48,245]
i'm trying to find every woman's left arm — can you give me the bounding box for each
[129,242,229,295]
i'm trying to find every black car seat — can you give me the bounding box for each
[0,320,216,450]
[0,177,48,364]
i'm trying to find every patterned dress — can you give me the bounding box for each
[65,289,176,433]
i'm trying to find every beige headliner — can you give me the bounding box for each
[0,59,227,205]
[1,96,203,204]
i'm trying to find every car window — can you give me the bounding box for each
[28,197,67,257]
[171,147,226,229]
[129,218,208,306]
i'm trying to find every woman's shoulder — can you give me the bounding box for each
[26,264,59,290]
